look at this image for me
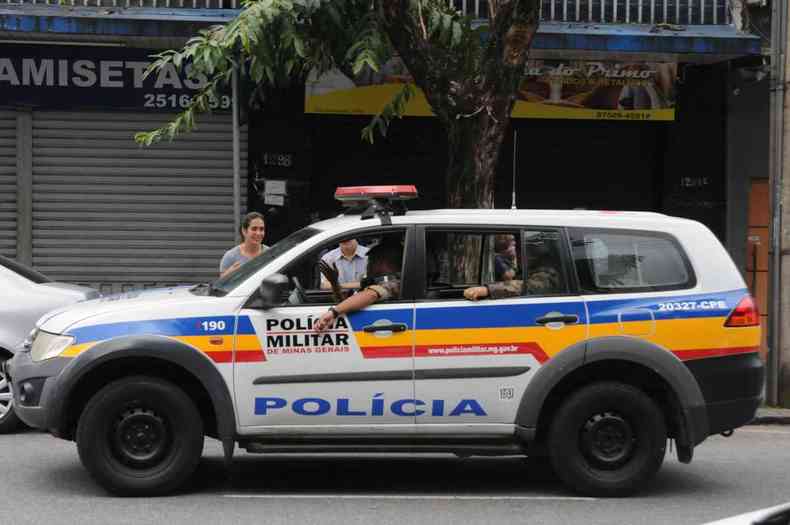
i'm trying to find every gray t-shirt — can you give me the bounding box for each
[219,245,268,274]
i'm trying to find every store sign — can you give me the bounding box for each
[514,61,676,121]
[306,58,676,121]
[0,44,230,111]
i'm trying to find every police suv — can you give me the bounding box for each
[6,186,763,497]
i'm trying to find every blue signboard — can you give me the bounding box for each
[0,44,230,111]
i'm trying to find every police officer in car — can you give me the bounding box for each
[313,237,562,331]
[313,237,403,332]
[319,238,369,290]
[464,252,561,300]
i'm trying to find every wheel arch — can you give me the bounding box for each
[51,335,235,442]
[517,336,709,453]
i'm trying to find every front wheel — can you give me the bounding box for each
[548,381,667,497]
[0,356,21,434]
[76,376,204,496]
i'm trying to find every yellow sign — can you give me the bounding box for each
[305,60,676,121]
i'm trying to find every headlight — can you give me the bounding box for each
[30,331,75,362]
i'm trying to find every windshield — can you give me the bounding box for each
[212,227,321,294]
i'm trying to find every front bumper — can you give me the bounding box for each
[5,351,71,434]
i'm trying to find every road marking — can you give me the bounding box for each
[223,494,597,501]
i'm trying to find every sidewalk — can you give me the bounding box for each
[750,407,790,425]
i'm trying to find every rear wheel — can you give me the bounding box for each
[548,381,667,497]
[76,376,204,496]
[0,355,21,434]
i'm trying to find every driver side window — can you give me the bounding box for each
[278,230,405,306]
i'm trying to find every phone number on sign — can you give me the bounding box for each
[595,111,653,120]
[143,94,231,109]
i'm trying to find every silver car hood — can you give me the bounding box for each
[39,282,101,300]
[37,286,197,334]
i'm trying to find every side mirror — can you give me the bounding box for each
[258,274,290,309]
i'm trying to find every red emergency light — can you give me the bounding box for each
[334,185,418,202]
[334,185,418,225]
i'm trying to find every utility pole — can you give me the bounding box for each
[773,0,789,406]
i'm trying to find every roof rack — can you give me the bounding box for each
[334,185,418,226]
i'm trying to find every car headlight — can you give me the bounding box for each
[30,331,75,362]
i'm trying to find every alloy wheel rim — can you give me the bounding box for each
[0,365,13,419]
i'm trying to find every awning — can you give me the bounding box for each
[0,6,761,63]
[531,22,761,63]
[0,5,239,45]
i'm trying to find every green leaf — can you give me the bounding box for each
[264,66,275,84]
[451,20,462,47]
[138,0,400,147]
[362,84,414,144]
[428,10,441,37]
[361,125,374,144]
[442,14,452,43]
[325,4,342,28]
[294,36,305,57]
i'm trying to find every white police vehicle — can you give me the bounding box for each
[6,186,763,497]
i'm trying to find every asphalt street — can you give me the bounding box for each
[1,426,789,525]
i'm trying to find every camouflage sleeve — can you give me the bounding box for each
[366,279,401,302]
[484,267,561,299]
[524,267,561,295]
[485,280,524,299]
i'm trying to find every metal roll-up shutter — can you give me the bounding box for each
[0,109,17,259]
[32,111,247,294]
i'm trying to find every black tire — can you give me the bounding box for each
[0,355,22,434]
[548,381,667,497]
[76,376,204,496]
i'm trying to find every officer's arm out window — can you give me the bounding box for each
[425,230,523,300]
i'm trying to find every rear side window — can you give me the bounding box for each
[422,228,568,300]
[569,228,695,293]
[425,230,523,299]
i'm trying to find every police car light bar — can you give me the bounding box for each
[334,185,418,202]
[335,185,418,225]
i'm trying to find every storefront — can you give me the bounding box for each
[1,43,248,293]
[249,58,733,248]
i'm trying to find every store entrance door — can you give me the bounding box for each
[746,178,769,361]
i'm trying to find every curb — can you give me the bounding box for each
[749,415,790,425]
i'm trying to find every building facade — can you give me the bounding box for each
[1,1,774,390]
[0,18,249,293]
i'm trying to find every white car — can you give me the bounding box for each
[7,186,763,497]
[0,255,99,433]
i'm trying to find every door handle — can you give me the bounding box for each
[363,323,408,333]
[535,314,579,325]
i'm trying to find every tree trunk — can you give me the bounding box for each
[443,99,513,209]
[442,97,513,283]
[376,0,539,210]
